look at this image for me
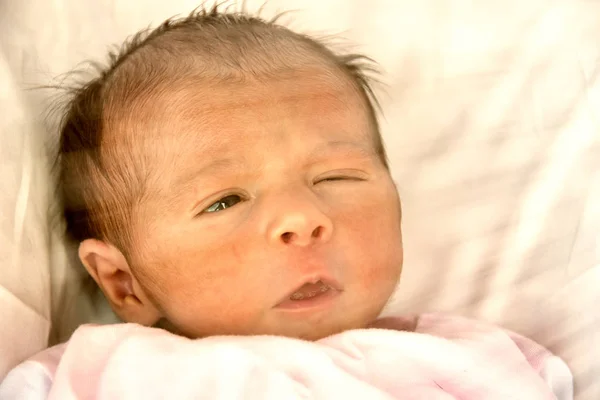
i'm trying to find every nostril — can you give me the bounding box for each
[280,225,328,244]
[312,226,322,238]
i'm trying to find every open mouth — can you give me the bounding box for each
[288,280,332,300]
[275,278,341,311]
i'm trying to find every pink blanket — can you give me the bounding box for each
[0,314,573,399]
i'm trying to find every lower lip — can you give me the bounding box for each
[275,288,340,311]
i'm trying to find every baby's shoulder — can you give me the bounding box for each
[371,313,573,400]
[0,343,67,399]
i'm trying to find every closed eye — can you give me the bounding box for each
[315,173,368,184]
[318,176,356,182]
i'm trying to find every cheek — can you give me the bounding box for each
[138,233,263,332]
[341,186,403,287]
[138,229,243,301]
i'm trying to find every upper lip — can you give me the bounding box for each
[276,274,343,305]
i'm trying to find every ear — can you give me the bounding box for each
[79,239,162,326]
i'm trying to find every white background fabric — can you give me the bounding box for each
[1,0,598,398]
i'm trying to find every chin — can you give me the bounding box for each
[288,317,374,342]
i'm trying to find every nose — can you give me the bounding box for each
[265,190,333,247]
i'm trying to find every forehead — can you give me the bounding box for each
[106,66,377,187]
[163,68,370,144]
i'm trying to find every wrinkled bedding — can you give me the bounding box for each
[0,314,573,399]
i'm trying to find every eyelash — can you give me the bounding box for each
[317,176,357,183]
[199,175,364,215]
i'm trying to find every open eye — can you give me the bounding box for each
[203,194,243,214]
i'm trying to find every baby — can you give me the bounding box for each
[0,4,573,399]
[58,5,402,342]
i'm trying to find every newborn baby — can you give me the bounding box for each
[55,4,403,342]
[0,4,573,399]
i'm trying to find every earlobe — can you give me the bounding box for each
[78,239,162,326]
[78,239,133,305]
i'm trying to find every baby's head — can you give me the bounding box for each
[58,5,403,341]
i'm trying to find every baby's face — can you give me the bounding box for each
[127,67,403,340]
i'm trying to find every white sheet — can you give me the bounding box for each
[1,0,598,398]
[0,314,574,400]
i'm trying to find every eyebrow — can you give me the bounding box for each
[175,140,375,187]
[308,140,376,162]
[174,157,246,188]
